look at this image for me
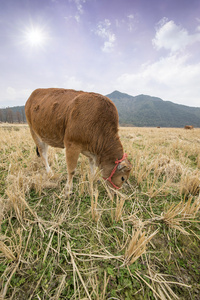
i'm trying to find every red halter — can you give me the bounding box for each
[103,153,128,189]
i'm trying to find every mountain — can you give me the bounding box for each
[106,91,200,127]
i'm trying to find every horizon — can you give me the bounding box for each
[0,90,200,109]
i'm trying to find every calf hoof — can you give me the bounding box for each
[46,167,54,175]
[47,169,54,177]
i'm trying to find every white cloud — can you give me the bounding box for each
[64,76,94,91]
[127,14,137,32]
[7,87,32,101]
[115,14,138,33]
[116,54,200,107]
[74,0,85,14]
[74,15,80,23]
[68,0,86,23]
[6,87,16,99]
[153,18,200,52]
[0,87,32,107]
[95,19,116,53]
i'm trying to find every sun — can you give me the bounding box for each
[23,24,49,48]
[26,28,44,46]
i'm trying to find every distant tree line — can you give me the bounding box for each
[0,107,26,123]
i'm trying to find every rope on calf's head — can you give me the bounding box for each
[103,153,128,189]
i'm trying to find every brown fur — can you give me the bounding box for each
[184,125,194,130]
[25,88,132,194]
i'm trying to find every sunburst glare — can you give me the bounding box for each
[22,24,49,49]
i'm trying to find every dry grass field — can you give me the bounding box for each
[0,124,200,299]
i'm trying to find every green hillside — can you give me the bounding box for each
[107,91,200,127]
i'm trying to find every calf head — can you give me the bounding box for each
[104,154,132,189]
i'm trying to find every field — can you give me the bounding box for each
[0,124,200,299]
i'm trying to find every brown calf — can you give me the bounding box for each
[25,88,132,194]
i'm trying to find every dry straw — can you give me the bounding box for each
[180,171,200,196]
[1,125,200,299]
[161,196,200,233]
[125,228,159,265]
[66,241,92,300]
[90,178,99,222]
[115,194,126,222]
[135,266,191,300]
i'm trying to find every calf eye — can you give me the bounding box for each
[121,176,125,182]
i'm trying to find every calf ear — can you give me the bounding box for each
[117,161,132,171]
[117,162,125,170]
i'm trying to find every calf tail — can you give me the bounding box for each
[36,146,40,157]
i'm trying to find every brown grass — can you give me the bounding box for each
[0,124,200,299]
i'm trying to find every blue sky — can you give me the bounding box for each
[0,0,200,107]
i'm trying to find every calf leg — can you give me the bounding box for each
[65,142,81,195]
[89,157,96,178]
[39,143,51,174]
[29,127,51,173]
